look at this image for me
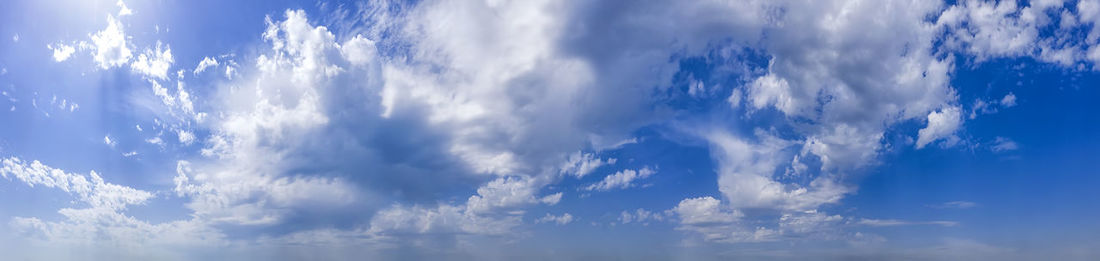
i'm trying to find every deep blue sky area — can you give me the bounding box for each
[1,0,1098,260]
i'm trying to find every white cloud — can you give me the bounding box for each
[539,192,563,205]
[12,33,18,42]
[672,196,778,243]
[193,56,218,74]
[584,167,656,191]
[177,129,195,145]
[707,130,847,211]
[117,0,133,16]
[535,213,574,225]
[89,15,132,69]
[1001,92,1017,107]
[1,158,224,250]
[0,157,153,210]
[131,42,174,79]
[48,43,75,62]
[991,137,1019,152]
[916,106,963,149]
[104,135,116,147]
[560,151,616,178]
[674,197,740,225]
[618,208,665,225]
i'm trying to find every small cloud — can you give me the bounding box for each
[193,57,219,74]
[927,201,978,209]
[540,192,563,205]
[11,34,18,43]
[991,137,1018,153]
[122,151,138,157]
[177,130,195,145]
[117,0,133,16]
[584,166,656,191]
[1000,92,1016,108]
[48,43,76,62]
[104,135,116,148]
[535,213,574,225]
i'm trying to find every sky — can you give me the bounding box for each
[0,0,1098,260]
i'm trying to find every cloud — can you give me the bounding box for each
[917,106,963,149]
[117,0,133,16]
[559,151,616,178]
[103,135,116,147]
[131,42,174,79]
[672,196,778,243]
[1001,92,1017,107]
[177,129,195,145]
[991,137,1019,153]
[584,167,655,191]
[193,57,219,74]
[535,213,574,225]
[47,43,75,62]
[0,157,153,210]
[618,208,666,225]
[89,15,132,69]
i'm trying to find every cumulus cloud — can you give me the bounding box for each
[584,167,655,191]
[131,42,174,79]
[560,151,616,178]
[89,15,132,69]
[1001,92,1017,107]
[47,43,75,62]
[116,0,133,16]
[917,106,963,149]
[1,158,223,249]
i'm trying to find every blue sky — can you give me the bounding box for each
[0,0,1099,260]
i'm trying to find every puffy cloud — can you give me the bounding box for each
[583,167,655,191]
[177,129,195,145]
[116,0,133,16]
[671,196,777,243]
[131,42,174,79]
[1,158,224,251]
[47,43,75,62]
[916,106,963,149]
[559,151,616,178]
[707,130,847,211]
[534,213,574,225]
[89,15,132,69]
[1001,92,1017,107]
[673,197,740,225]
